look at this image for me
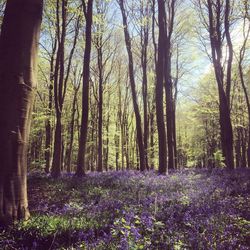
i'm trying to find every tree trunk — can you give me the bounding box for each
[218,89,234,168]
[163,0,175,170]
[173,103,177,169]
[66,90,78,173]
[206,0,234,169]
[156,0,167,174]
[140,1,150,171]
[119,0,145,171]
[97,49,103,172]
[45,84,53,173]
[104,95,110,171]
[238,21,250,167]
[149,102,155,169]
[51,114,62,177]
[115,114,120,171]
[235,128,241,168]
[45,38,57,174]
[0,0,43,224]
[51,0,67,177]
[76,0,93,177]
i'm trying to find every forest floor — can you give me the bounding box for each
[0,168,250,249]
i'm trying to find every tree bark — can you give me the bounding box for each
[45,37,57,174]
[238,14,250,167]
[51,0,67,177]
[76,0,93,177]
[45,84,53,173]
[118,0,145,171]
[97,46,103,172]
[206,0,234,169]
[156,0,167,174]
[163,0,175,170]
[0,0,43,224]
[104,96,110,171]
[66,87,79,172]
[140,0,150,171]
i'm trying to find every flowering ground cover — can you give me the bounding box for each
[0,168,249,249]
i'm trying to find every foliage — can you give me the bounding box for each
[213,150,226,168]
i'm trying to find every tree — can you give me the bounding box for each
[51,0,68,177]
[197,0,235,169]
[156,0,167,174]
[237,2,250,167]
[92,0,115,172]
[163,0,177,170]
[139,0,150,170]
[40,3,58,173]
[118,0,145,171]
[65,65,81,172]
[0,0,43,224]
[76,0,93,177]
[51,0,80,177]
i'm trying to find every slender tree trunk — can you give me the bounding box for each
[76,0,93,177]
[241,127,247,168]
[140,1,150,171]
[173,103,177,169]
[66,90,78,172]
[119,0,145,171]
[125,115,130,170]
[104,96,110,171]
[149,101,155,169]
[45,84,53,173]
[115,115,120,171]
[235,128,241,168]
[165,77,175,170]
[156,0,167,174]
[238,21,250,167]
[51,113,62,177]
[45,37,57,173]
[51,0,67,177]
[163,0,175,170]
[0,0,43,224]
[90,115,95,172]
[97,49,103,172]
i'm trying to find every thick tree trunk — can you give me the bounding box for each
[76,0,93,177]
[0,0,43,224]
[218,88,234,168]
[206,0,234,169]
